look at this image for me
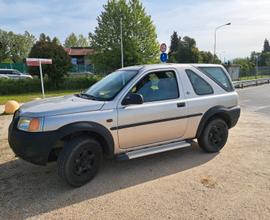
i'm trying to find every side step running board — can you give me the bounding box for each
[116,141,191,161]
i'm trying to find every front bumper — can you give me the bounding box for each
[8,118,59,165]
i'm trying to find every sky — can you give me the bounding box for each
[0,0,270,60]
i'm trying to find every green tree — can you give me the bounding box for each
[0,29,35,63]
[168,31,221,64]
[168,31,180,62]
[263,39,270,53]
[178,36,200,63]
[64,33,78,48]
[28,34,71,88]
[199,51,221,63]
[170,35,200,63]
[64,33,89,47]
[77,34,89,47]
[233,57,255,77]
[52,37,62,45]
[199,51,214,63]
[89,0,159,73]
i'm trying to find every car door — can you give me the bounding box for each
[117,69,188,149]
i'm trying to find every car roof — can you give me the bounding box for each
[192,64,224,68]
[120,63,223,71]
[0,69,15,71]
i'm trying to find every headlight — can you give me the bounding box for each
[17,117,44,132]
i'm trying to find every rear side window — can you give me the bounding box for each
[199,67,234,92]
[186,70,213,95]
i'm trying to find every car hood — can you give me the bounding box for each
[19,95,105,117]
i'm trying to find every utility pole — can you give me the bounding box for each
[120,17,124,68]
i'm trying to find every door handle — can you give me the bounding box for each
[177,102,186,108]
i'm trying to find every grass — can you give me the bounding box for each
[0,90,79,105]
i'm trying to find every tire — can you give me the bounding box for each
[198,118,228,153]
[57,136,102,187]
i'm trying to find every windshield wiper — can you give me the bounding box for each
[77,93,97,100]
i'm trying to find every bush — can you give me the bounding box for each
[0,75,101,95]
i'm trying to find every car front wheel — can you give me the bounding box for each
[57,136,102,187]
[198,118,228,153]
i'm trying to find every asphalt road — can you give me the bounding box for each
[238,84,270,115]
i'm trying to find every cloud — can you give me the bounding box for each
[143,0,270,59]
[0,0,269,59]
[0,0,106,40]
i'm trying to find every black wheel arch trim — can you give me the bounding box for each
[57,121,115,159]
[196,105,240,138]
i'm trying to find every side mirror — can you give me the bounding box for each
[122,93,143,106]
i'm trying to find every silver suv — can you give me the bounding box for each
[8,64,240,187]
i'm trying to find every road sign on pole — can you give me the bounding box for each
[160,53,168,63]
[160,43,167,53]
[26,58,52,98]
[160,43,168,63]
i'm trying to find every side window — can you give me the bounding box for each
[199,67,234,92]
[186,70,213,95]
[131,71,179,102]
[12,70,20,75]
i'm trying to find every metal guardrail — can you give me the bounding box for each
[233,78,270,88]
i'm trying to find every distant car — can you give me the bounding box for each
[0,69,33,79]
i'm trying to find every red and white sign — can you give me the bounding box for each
[26,58,52,67]
[26,58,52,98]
[160,43,167,53]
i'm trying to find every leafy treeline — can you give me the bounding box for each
[0,30,89,63]
[168,31,220,64]
[233,39,270,76]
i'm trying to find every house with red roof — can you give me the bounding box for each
[65,47,94,73]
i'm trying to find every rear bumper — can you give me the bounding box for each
[228,106,241,128]
[8,118,58,165]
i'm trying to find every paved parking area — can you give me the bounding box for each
[0,85,270,220]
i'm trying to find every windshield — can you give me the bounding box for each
[83,70,138,101]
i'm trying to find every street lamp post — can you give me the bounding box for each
[213,22,231,63]
[120,17,124,68]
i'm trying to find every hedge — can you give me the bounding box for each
[0,75,101,95]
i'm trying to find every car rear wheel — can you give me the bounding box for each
[198,118,228,153]
[57,136,102,187]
